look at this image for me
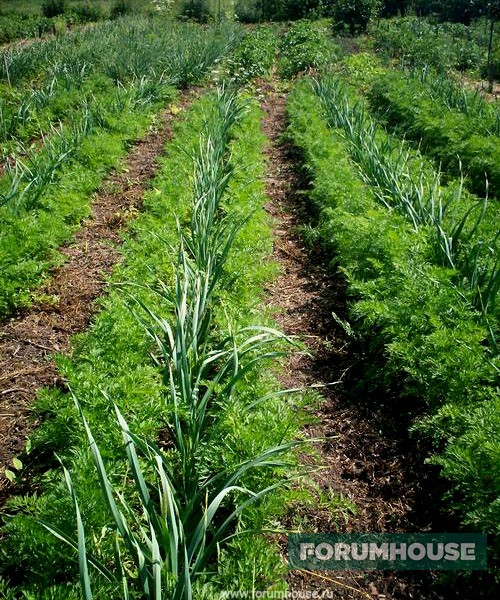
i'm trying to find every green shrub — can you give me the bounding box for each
[332,0,382,35]
[110,0,134,19]
[227,27,277,82]
[371,17,484,72]
[279,20,334,78]
[71,2,103,23]
[41,0,66,18]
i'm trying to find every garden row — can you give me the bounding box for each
[0,89,307,598]
[362,62,500,198]
[323,65,499,321]
[286,77,499,576]
[227,20,338,84]
[0,17,241,319]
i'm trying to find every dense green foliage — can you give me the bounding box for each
[287,78,500,579]
[332,0,382,34]
[41,0,67,18]
[227,26,278,82]
[0,13,53,44]
[371,17,488,72]
[234,0,327,22]
[279,20,336,78]
[414,0,500,24]
[0,18,241,319]
[232,0,429,22]
[367,68,500,197]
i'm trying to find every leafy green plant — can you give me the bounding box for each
[279,20,334,78]
[337,51,385,90]
[41,0,67,18]
[371,17,485,72]
[332,0,382,35]
[227,27,277,83]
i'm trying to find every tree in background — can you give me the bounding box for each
[231,0,499,23]
[179,0,211,21]
[332,0,382,34]
[234,0,332,22]
[381,0,411,16]
[41,0,66,17]
[483,1,500,89]
[282,0,330,19]
[110,0,134,18]
[414,0,499,23]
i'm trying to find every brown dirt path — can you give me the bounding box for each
[0,90,196,504]
[260,84,455,600]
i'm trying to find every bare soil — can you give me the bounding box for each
[0,91,195,504]
[260,84,465,600]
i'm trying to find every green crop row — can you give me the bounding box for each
[0,21,238,320]
[0,90,304,598]
[314,75,499,327]
[0,82,170,319]
[405,68,500,132]
[0,17,242,86]
[286,79,499,585]
[0,74,128,148]
[366,68,500,199]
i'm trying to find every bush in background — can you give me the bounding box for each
[179,0,211,22]
[227,27,278,82]
[280,20,335,77]
[41,0,67,18]
[110,0,134,19]
[71,1,103,22]
[235,0,331,22]
[332,0,382,35]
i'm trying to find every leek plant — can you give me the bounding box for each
[412,67,500,136]
[43,89,300,598]
[0,75,170,215]
[313,76,499,321]
[0,18,241,86]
